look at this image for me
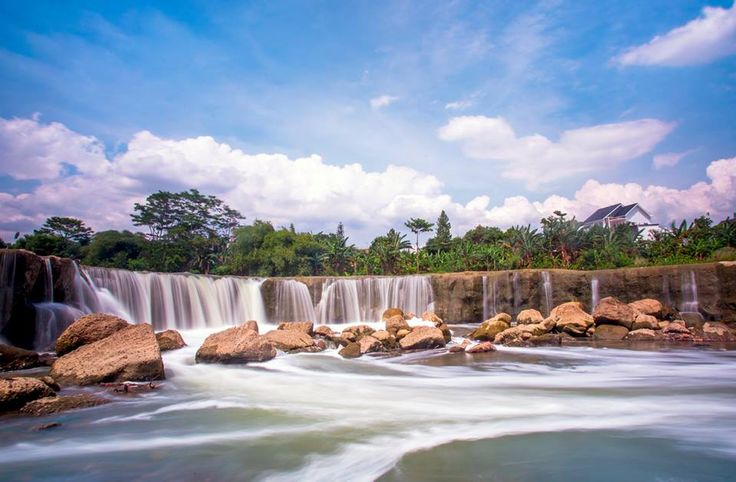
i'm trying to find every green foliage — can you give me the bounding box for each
[426,210,452,253]
[37,216,93,244]
[404,217,434,273]
[82,230,147,269]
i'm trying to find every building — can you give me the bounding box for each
[581,203,661,239]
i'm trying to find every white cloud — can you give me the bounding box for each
[614,3,736,66]
[369,95,399,110]
[0,116,733,245]
[438,115,675,187]
[653,150,693,169]
[444,100,473,110]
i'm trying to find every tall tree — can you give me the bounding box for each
[427,210,452,253]
[404,217,434,273]
[37,216,93,244]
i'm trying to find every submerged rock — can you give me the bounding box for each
[516,309,544,325]
[155,330,186,351]
[20,394,110,416]
[0,377,56,413]
[626,329,659,341]
[466,341,496,354]
[593,324,629,341]
[339,342,362,358]
[55,313,130,356]
[196,324,276,364]
[277,321,314,336]
[51,324,165,384]
[448,339,470,353]
[0,344,42,371]
[549,302,594,336]
[593,297,637,329]
[399,326,446,350]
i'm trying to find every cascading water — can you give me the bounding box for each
[313,275,434,324]
[273,280,317,323]
[591,276,600,313]
[679,270,703,321]
[512,271,521,316]
[541,271,553,316]
[84,267,266,330]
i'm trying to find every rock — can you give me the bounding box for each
[405,312,416,319]
[469,318,510,341]
[626,329,658,341]
[339,342,362,358]
[396,329,411,339]
[358,335,383,354]
[680,312,705,328]
[399,326,446,350]
[632,314,660,331]
[342,325,375,337]
[244,320,260,333]
[314,325,335,338]
[490,312,512,324]
[466,341,496,354]
[449,339,470,353]
[702,322,735,342]
[438,323,452,343]
[196,324,276,364]
[593,324,630,341]
[628,299,663,318]
[421,311,443,326]
[516,309,544,325]
[382,308,405,321]
[550,302,594,336]
[34,422,61,430]
[494,326,533,345]
[0,344,42,371]
[55,313,130,356]
[20,394,110,416]
[263,330,317,352]
[662,321,694,342]
[277,321,314,336]
[0,377,55,413]
[372,330,391,342]
[155,330,186,351]
[385,315,410,335]
[51,324,165,384]
[37,375,60,392]
[593,297,637,329]
[315,339,327,350]
[527,333,563,346]
[340,331,356,343]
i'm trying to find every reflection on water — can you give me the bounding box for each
[1,326,735,481]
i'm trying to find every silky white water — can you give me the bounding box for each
[1,326,735,481]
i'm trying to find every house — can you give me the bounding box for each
[581,203,661,238]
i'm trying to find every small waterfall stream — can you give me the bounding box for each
[679,270,703,321]
[591,276,600,313]
[541,271,553,316]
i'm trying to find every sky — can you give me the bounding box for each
[0,0,735,245]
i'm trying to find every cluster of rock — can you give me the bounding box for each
[1,312,186,418]
[469,297,736,346]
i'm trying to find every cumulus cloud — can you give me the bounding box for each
[369,95,399,110]
[653,150,692,169]
[614,3,736,66]
[0,116,733,245]
[438,115,675,187]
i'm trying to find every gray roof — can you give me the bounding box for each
[582,203,621,224]
[609,203,638,218]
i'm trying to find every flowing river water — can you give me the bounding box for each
[2,324,736,481]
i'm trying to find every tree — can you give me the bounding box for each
[426,211,452,253]
[321,225,355,275]
[37,217,93,245]
[540,211,581,267]
[404,218,434,273]
[370,228,411,274]
[82,230,148,269]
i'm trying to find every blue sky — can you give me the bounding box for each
[0,0,735,243]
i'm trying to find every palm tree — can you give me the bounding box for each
[404,218,434,273]
[508,225,542,268]
[321,234,354,275]
[371,228,411,274]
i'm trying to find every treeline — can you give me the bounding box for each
[3,189,735,276]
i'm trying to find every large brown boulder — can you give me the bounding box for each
[399,326,446,350]
[632,314,660,331]
[55,313,130,356]
[469,317,510,341]
[20,394,110,416]
[593,297,637,329]
[662,321,694,342]
[313,325,335,338]
[1,344,42,371]
[155,330,186,351]
[382,308,405,321]
[549,302,594,336]
[196,324,276,364]
[0,377,55,413]
[385,315,410,335]
[50,324,165,385]
[466,341,496,354]
[277,321,314,336]
[263,330,318,352]
[494,326,533,345]
[702,322,735,342]
[358,335,383,354]
[628,299,663,318]
[516,309,544,325]
[421,311,443,326]
[593,324,629,341]
[339,342,362,358]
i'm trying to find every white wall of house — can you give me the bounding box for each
[626,207,651,225]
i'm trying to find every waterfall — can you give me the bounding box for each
[313,275,433,324]
[679,270,702,320]
[273,280,317,323]
[512,272,521,316]
[591,276,600,313]
[541,271,553,316]
[482,275,501,320]
[84,267,266,330]
[43,258,53,302]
